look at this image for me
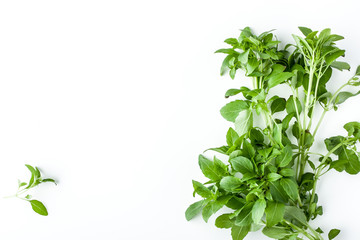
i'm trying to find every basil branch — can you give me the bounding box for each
[186,26,360,240]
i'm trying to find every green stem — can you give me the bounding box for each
[328,81,351,105]
[307,223,324,240]
[313,109,327,137]
[299,60,315,179]
[285,220,316,240]
[308,139,353,216]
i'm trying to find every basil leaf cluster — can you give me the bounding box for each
[186,27,360,240]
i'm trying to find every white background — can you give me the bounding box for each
[0,0,359,239]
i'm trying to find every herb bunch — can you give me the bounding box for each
[186,27,360,240]
[6,164,56,216]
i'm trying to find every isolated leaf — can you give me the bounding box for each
[29,200,48,216]
[265,201,285,227]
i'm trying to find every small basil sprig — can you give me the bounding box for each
[6,164,56,216]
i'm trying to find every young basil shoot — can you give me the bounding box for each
[186,27,360,240]
[6,164,56,216]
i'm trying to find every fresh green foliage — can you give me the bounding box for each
[186,27,360,240]
[6,164,56,216]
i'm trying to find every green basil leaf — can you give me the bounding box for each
[280,178,298,200]
[202,201,223,222]
[231,225,250,240]
[334,91,360,104]
[328,229,341,240]
[268,72,294,89]
[265,201,285,227]
[29,200,48,216]
[227,127,240,146]
[220,176,243,192]
[344,121,360,138]
[220,100,249,122]
[270,181,288,203]
[262,226,291,239]
[325,49,345,65]
[331,61,350,71]
[198,155,222,181]
[192,180,212,198]
[235,203,254,226]
[252,198,266,224]
[230,156,254,174]
[271,98,286,114]
[234,109,253,137]
[267,173,282,182]
[298,27,312,36]
[278,145,293,167]
[284,206,307,226]
[356,65,360,76]
[215,214,233,229]
[286,96,302,114]
[185,200,206,221]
